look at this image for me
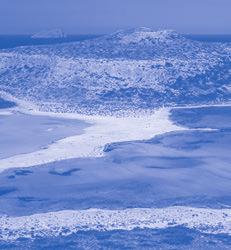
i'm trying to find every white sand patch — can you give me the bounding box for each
[0,108,182,172]
[0,111,12,116]
[1,206,231,241]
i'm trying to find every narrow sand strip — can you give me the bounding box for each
[0,111,12,116]
[0,108,182,172]
[1,206,231,241]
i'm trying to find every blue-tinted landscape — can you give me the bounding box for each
[0,5,231,248]
[0,34,100,49]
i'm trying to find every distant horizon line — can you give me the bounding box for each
[1,33,231,36]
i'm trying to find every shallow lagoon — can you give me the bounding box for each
[0,106,231,215]
[0,105,231,248]
[170,105,231,129]
[0,112,88,159]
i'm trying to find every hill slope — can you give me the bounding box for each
[0,28,230,115]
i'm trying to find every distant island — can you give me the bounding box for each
[31,29,66,39]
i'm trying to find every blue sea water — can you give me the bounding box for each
[0,34,230,51]
[185,34,231,43]
[0,34,100,49]
[0,113,88,159]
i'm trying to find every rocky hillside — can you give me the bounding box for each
[0,28,230,115]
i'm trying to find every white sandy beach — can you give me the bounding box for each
[0,106,182,172]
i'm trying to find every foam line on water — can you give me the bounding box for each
[0,107,182,171]
[1,206,231,241]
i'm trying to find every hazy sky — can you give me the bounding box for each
[0,0,230,34]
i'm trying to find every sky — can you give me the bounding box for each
[0,0,230,35]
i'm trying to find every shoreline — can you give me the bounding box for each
[1,96,230,172]
[0,107,182,172]
[0,111,88,161]
[1,206,231,241]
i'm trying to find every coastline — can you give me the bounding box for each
[0,111,88,160]
[1,206,231,241]
[0,106,182,172]
[1,94,230,173]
